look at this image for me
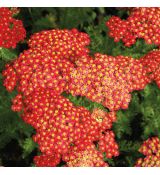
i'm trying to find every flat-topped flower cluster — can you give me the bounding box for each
[0,8,26,48]
[135,137,160,167]
[106,8,160,47]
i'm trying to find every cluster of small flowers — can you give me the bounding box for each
[30,94,118,166]
[135,137,160,167]
[30,95,118,166]
[0,7,26,48]
[2,28,90,95]
[2,64,18,92]
[66,53,149,111]
[140,49,160,88]
[34,154,61,167]
[106,8,160,47]
[25,93,116,156]
[28,28,90,62]
[2,48,74,94]
[2,29,119,167]
[98,131,119,158]
[62,144,109,167]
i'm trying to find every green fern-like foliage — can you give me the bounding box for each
[0,48,17,61]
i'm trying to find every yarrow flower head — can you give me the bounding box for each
[135,137,160,167]
[140,49,160,88]
[62,144,109,167]
[34,154,61,167]
[2,28,90,95]
[2,28,119,167]
[106,8,160,47]
[28,28,90,62]
[0,7,26,48]
[66,53,149,111]
[98,131,119,159]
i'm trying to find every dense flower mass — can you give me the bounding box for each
[66,53,149,111]
[25,93,119,166]
[106,8,160,47]
[29,94,117,156]
[3,8,160,167]
[0,7,26,48]
[63,144,109,167]
[2,29,120,166]
[2,48,74,94]
[34,154,61,167]
[135,137,160,167]
[140,49,160,88]
[2,28,90,94]
[28,28,90,62]
[98,131,119,159]
[23,92,118,166]
[3,26,158,167]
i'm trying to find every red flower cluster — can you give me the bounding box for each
[63,144,109,167]
[28,28,90,62]
[135,137,160,167]
[11,94,23,112]
[66,53,149,111]
[34,154,61,167]
[29,94,118,166]
[106,8,160,47]
[91,108,116,130]
[3,48,74,95]
[0,7,26,48]
[140,49,160,88]
[2,64,18,92]
[2,28,89,94]
[27,93,113,156]
[30,94,118,166]
[2,29,120,167]
[98,131,119,159]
